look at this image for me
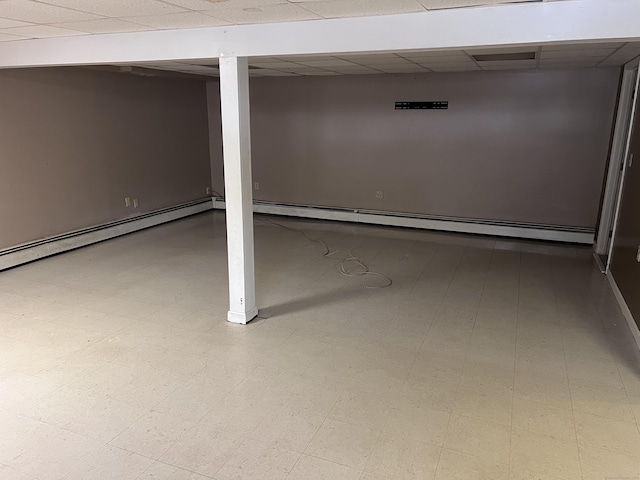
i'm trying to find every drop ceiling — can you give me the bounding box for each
[0,0,557,40]
[114,42,640,78]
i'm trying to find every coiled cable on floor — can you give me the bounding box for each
[255,218,392,289]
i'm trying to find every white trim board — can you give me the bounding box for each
[0,199,212,271]
[213,199,595,244]
[606,272,640,350]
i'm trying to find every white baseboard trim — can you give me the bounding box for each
[0,199,213,271]
[213,199,594,244]
[606,272,640,349]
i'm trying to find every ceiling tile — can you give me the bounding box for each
[376,64,427,70]
[160,0,229,10]
[399,50,467,58]
[300,71,342,75]
[481,64,537,70]
[203,0,289,9]
[0,32,22,41]
[0,24,87,37]
[478,59,537,69]
[203,3,320,23]
[539,49,613,61]
[248,56,284,63]
[53,18,154,33]
[250,61,300,68]
[183,58,219,65]
[251,69,300,76]
[127,11,228,28]
[272,54,332,61]
[416,59,477,67]
[337,53,400,60]
[428,64,480,71]
[351,57,414,66]
[0,0,102,23]
[418,0,485,10]
[298,59,357,67]
[597,54,638,66]
[411,55,472,64]
[539,58,600,66]
[0,17,32,28]
[294,0,425,18]
[38,0,186,18]
[541,42,624,51]
[328,65,382,73]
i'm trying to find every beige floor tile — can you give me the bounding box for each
[383,398,451,446]
[452,386,513,426]
[216,438,300,480]
[399,375,458,413]
[286,454,362,480]
[0,411,51,465]
[151,377,230,421]
[578,444,640,480]
[305,419,380,470]
[566,358,625,389]
[9,426,104,480]
[365,432,441,480]
[443,414,510,464]
[511,397,576,441]
[61,445,154,480]
[0,465,35,480]
[329,391,393,429]
[513,372,572,410]
[199,394,275,437]
[460,361,514,392]
[138,461,212,479]
[435,448,508,480]
[109,411,194,460]
[161,423,244,477]
[409,351,466,386]
[509,429,581,480]
[249,406,324,453]
[63,394,148,443]
[570,382,636,423]
[574,411,640,458]
[630,396,640,424]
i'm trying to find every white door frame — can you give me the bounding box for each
[596,58,640,257]
[604,56,640,272]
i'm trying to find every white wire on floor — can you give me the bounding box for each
[255,217,392,289]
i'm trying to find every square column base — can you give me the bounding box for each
[227,308,259,324]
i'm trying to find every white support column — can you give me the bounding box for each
[219,56,258,324]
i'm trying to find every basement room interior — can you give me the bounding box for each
[1,0,640,479]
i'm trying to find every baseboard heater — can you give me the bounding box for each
[0,199,213,271]
[213,198,594,245]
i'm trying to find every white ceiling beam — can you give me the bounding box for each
[0,0,639,68]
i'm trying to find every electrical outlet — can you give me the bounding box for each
[206,187,211,195]
[124,197,131,207]
[637,245,640,263]
[376,191,384,199]
[133,198,139,208]
[254,182,260,190]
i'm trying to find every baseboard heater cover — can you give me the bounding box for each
[0,199,213,271]
[213,199,594,244]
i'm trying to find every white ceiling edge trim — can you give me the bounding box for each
[0,0,639,69]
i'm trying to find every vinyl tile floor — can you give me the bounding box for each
[1,211,640,480]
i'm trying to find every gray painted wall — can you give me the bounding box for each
[0,67,211,250]
[208,68,619,228]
